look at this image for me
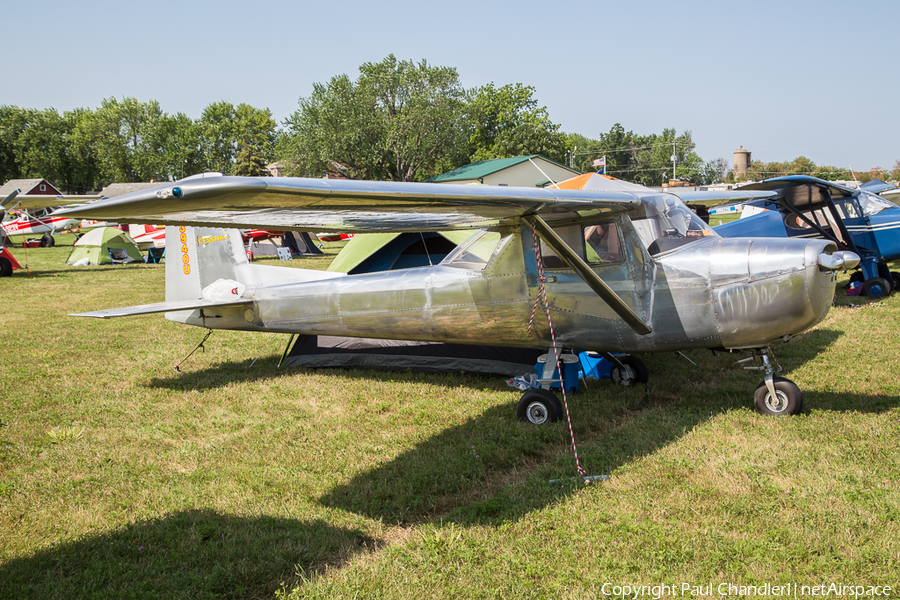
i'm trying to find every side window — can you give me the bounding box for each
[583,222,623,264]
[537,221,623,268]
[840,200,858,219]
[441,230,504,270]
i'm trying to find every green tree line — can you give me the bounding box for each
[0,99,277,193]
[3,55,896,192]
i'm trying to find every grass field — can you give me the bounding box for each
[1,237,898,599]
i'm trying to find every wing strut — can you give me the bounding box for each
[524,215,652,336]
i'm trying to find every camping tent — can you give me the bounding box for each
[327,231,474,274]
[66,227,142,266]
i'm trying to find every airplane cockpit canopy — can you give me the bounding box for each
[631,194,717,256]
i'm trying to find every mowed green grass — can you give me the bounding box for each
[0,237,898,599]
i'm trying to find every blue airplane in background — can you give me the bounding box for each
[715,176,900,298]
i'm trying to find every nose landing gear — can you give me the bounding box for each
[739,348,803,416]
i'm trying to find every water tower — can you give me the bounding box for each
[734,146,751,177]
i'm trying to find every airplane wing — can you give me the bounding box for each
[11,194,103,211]
[54,176,641,233]
[669,189,777,207]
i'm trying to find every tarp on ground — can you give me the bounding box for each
[66,227,142,265]
[283,335,543,376]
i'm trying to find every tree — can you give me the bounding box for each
[281,55,468,181]
[65,108,103,192]
[467,83,568,164]
[0,106,102,193]
[89,97,173,183]
[164,113,205,179]
[199,102,277,175]
[700,157,729,185]
[0,106,31,184]
[233,139,269,176]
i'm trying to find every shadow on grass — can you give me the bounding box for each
[145,358,513,395]
[318,329,865,526]
[143,328,888,530]
[0,509,377,600]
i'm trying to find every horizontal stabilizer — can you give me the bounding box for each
[70,298,252,319]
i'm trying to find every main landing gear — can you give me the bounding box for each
[738,348,803,416]
[516,352,648,424]
[848,268,900,299]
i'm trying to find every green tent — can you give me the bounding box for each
[327,231,475,274]
[66,227,142,266]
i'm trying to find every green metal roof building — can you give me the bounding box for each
[426,155,580,187]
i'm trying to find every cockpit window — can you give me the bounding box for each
[859,192,898,217]
[441,230,504,270]
[631,194,717,256]
[537,220,624,269]
[583,222,624,263]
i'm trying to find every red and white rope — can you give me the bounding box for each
[529,227,586,477]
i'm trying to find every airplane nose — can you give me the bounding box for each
[804,241,849,328]
[712,238,844,348]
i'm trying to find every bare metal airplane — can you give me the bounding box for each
[57,173,859,419]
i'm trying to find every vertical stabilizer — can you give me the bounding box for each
[165,226,247,302]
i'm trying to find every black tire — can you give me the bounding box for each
[517,389,562,425]
[862,277,891,299]
[753,377,803,416]
[40,233,54,247]
[0,257,12,277]
[610,355,649,386]
[890,272,900,291]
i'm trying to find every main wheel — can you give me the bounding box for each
[517,389,562,425]
[0,257,12,277]
[40,233,54,247]
[753,377,803,416]
[610,355,649,386]
[862,276,891,299]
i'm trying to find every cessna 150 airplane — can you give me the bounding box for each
[56,174,859,419]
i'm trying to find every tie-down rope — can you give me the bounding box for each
[528,227,586,477]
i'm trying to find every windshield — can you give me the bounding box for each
[859,191,898,217]
[631,194,717,255]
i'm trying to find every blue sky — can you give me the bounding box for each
[5,0,898,171]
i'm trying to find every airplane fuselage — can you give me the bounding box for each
[169,225,838,353]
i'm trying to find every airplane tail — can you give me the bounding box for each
[71,225,342,322]
[165,225,343,303]
[165,226,249,303]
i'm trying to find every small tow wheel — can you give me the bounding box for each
[753,377,803,416]
[517,389,562,425]
[862,277,891,299]
[40,233,55,247]
[610,355,649,386]
[0,257,12,277]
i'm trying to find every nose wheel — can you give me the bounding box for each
[741,348,804,416]
[753,376,803,416]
